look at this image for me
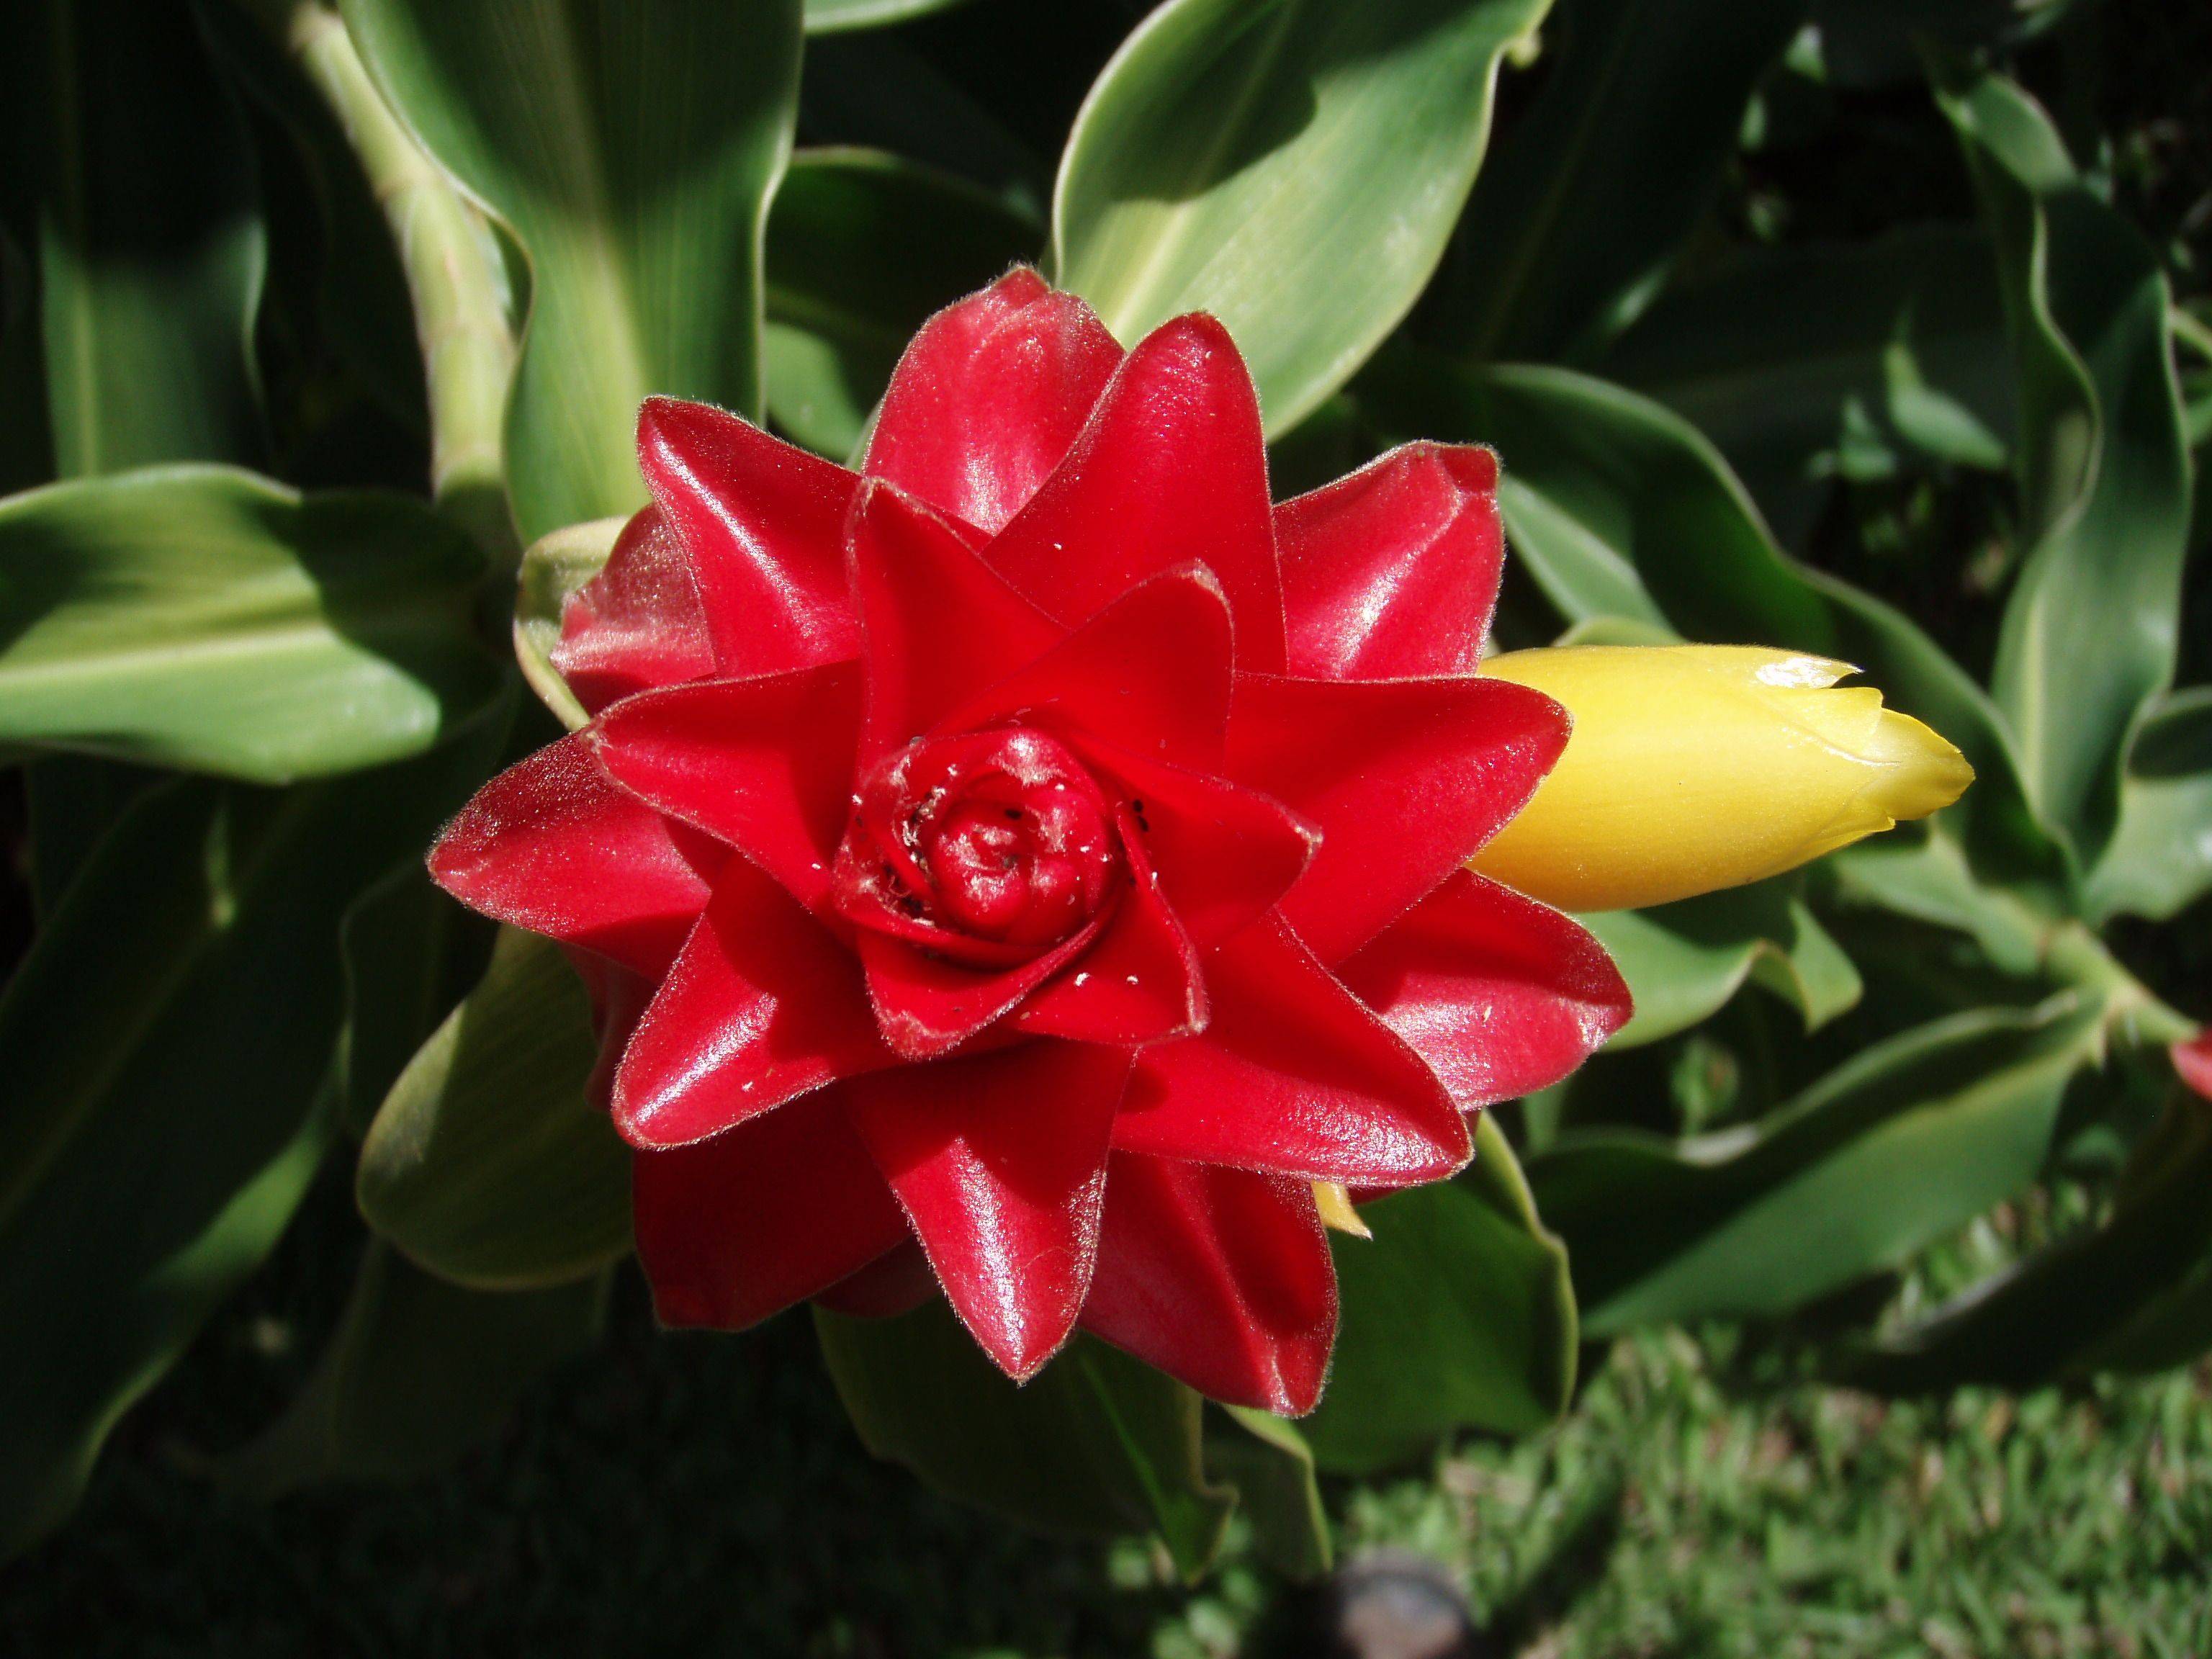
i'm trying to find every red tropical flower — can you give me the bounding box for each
[430,270,1631,1414]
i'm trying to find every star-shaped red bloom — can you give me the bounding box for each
[430,270,1631,1413]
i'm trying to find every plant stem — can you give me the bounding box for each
[2040,920,2198,1051]
[264,0,518,567]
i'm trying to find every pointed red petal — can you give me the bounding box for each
[1228,673,1569,964]
[847,480,1063,763]
[846,1043,1130,1380]
[634,1088,910,1331]
[1080,1154,1336,1416]
[986,315,1285,670]
[1017,808,1206,1046]
[865,268,1125,535]
[1070,737,1317,948]
[856,914,1102,1061]
[1276,441,1503,681]
[428,734,719,979]
[553,507,718,716]
[636,397,858,675]
[1115,916,1470,1186]
[611,862,889,1148]
[590,662,860,914]
[936,565,1233,770]
[1339,870,1632,1110]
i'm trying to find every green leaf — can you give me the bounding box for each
[226,1244,606,1499]
[1826,827,2050,976]
[2083,688,2212,925]
[0,723,501,1562]
[340,0,805,540]
[19,0,266,475]
[804,0,977,33]
[512,514,621,730]
[1601,227,2014,547]
[1527,997,2107,1336]
[1935,64,2193,856]
[1301,1115,1576,1473]
[815,1302,1234,1578]
[765,147,1040,461]
[200,0,427,430]
[1582,880,1861,1051]
[0,465,498,782]
[358,926,631,1291]
[1051,0,1551,436]
[334,861,498,1139]
[1208,1408,1331,1580]
[1436,0,1809,362]
[1357,353,2054,884]
[1841,1087,2212,1391]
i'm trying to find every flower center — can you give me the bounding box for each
[833,727,1121,956]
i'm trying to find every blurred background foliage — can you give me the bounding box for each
[1,0,2208,1650]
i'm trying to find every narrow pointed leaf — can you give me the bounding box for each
[340,0,805,539]
[815,1301,1235,1579]
[1208,1408,1331,1580]
[359,927,632,1291]
[1301,1116,1576,1473]
[1934,64,2193,855]
[1438,0,1810,361]
[1052,0,1551,435]
[0,466,498,781]
[1581,880,1861,1050]
[1528,997,2107,1335]
[20,0,265,475]
[2085,688,2212,925]
[0,725,500,1562]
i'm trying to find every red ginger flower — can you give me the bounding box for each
[429,270,1632,1414]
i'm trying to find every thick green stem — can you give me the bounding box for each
[269,1,518,567]
[2040,921,2198,1051]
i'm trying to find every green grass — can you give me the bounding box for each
[6,1170,2210,1658]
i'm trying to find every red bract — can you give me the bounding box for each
[429,270,1632,1413]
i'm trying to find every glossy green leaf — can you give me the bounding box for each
[340,0,805,540]
[1052,0,1550,435]
[1583,881,1861,1050]
[21,0,266,475]
[765,148,1039,461]
[226,1244,606,1498]
[1437,0,1809,362]
[512,513,620,730]
[0,465,498,782]
[335,860,499,1139]
[2084,688,2212,925]
[1301,1116,1576,1473]
[804,0,977,32]
[0,724,500,1562]
[1528,997,2106,1336]
[1208,1408,1331,1580]
[1843,1087,2212,1391]
[1601,227,2014,546]
[815,1302,1234,1578]
[1936,64,2193,855]
[359,926,631,1291]
[1358,353,2054,884]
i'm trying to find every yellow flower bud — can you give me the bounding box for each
[1469,645,1974,913]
